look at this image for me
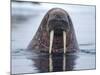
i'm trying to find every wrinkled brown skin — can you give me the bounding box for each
[27,8,79,53]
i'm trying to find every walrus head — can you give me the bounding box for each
[47,8,70,35]
[28,8,79,54]
[45,8,72,54]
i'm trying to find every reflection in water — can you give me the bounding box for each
[51,53,77,72]
[12,48,95,74]
[63,54,66,71]
[30,52,77,73]
[49,55,53,72]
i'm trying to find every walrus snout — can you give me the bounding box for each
[48,19,68,32]
[48,20,67,37]
[48,19,70,38]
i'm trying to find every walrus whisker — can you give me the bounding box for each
[49,30,54,54]
[63,31,66,54]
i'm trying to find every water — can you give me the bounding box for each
[11,2,96,74]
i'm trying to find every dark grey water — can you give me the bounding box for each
[11,2,96,74]
[12,48,95,74]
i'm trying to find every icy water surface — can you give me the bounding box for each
[11,2,96,74]
[12,49,95,74]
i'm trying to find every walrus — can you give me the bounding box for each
[27,8,79,54]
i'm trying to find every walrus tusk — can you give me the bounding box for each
[63,31,66,54]
[63,31,66,70]
[49,30,54,54]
